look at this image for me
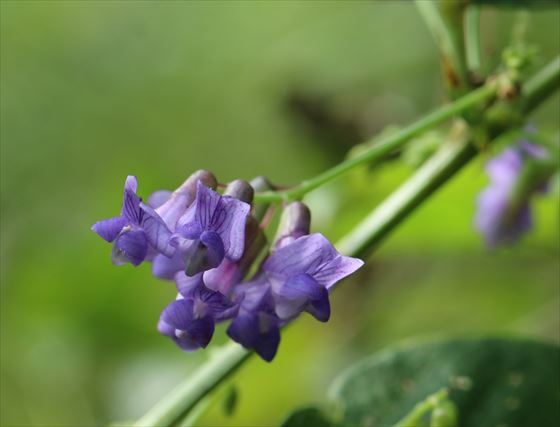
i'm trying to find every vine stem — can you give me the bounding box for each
[254,83,496,203]
[133,58,559,427]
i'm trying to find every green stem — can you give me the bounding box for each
[415,0,470,96]
[394,388,449,427]
[522,55,560,113]
[466,5,482,73]
[134,343,251,427]
[133,59,559,427]
[335,126,475,261]
[254,83,496,203]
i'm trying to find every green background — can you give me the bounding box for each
[1,1,558,426]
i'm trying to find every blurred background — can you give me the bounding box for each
[1,1,558,426]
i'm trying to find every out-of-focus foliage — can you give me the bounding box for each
[1,2,558,426]
[284,337,559,427]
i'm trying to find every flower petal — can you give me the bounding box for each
[312,254,364,289]
[148,190,172,209]
[121,177,143,225]
[91,216,126,242]
[227,313,260,349]
[305,287,330,322]
[253,319,280,362]
[140,203,175,257]
[263,234,334,277]
[183,232,225,276]
[211,196,250,261]
[160,299,194,330]
[193,181,221,230]
[113,230,148,266]
[152,252,185,280]
[157,318,175,337]
[175,272,205,297]
[185,315,215,348]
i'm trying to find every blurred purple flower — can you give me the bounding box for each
[92,176,174,265]
[475,141,550,247]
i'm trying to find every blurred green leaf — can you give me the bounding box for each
[329,337,560,427]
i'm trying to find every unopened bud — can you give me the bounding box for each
[273,202,311,249]
[225,179,254,204]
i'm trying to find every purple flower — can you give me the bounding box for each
[227,233,363,361]
[227,281,281,362]
[475,141,550,247]
[264,233,363,321]
[158,273,238,351]
[92,176,174,265]
[154,181,250,278]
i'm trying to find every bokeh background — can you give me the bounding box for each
[1,1,558,426]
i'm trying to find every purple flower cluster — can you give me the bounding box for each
[92,171,363,361]
[475,140,551,247]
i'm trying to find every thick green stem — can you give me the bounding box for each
[335,127,475,260]
[254,84,496,203]
[133,59,559,427]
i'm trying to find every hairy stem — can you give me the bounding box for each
[254,83,496,203]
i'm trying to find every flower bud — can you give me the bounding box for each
[273,201,311,249]
[224,179,254,204]
[430,401,458,427]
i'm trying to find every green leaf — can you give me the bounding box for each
[329,337,560,427]
[279,406,333,427]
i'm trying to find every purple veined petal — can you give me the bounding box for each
[193,181,222,230]
[211,196,250,261]
[112,230,148,266]
[91,216,127,242]
[263,233,338,278]
[312,255,364,289]
[305,287,330,322]
[157,317,175,337]
[148,190,172,209]
[185,315,215,348]
[173,335,202,351]
[121,176,143,225]
[139,203,175,257]
[160,299,194,330]
[227,313,260,349]
[175,272,205,297]
[153,252,185,280]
